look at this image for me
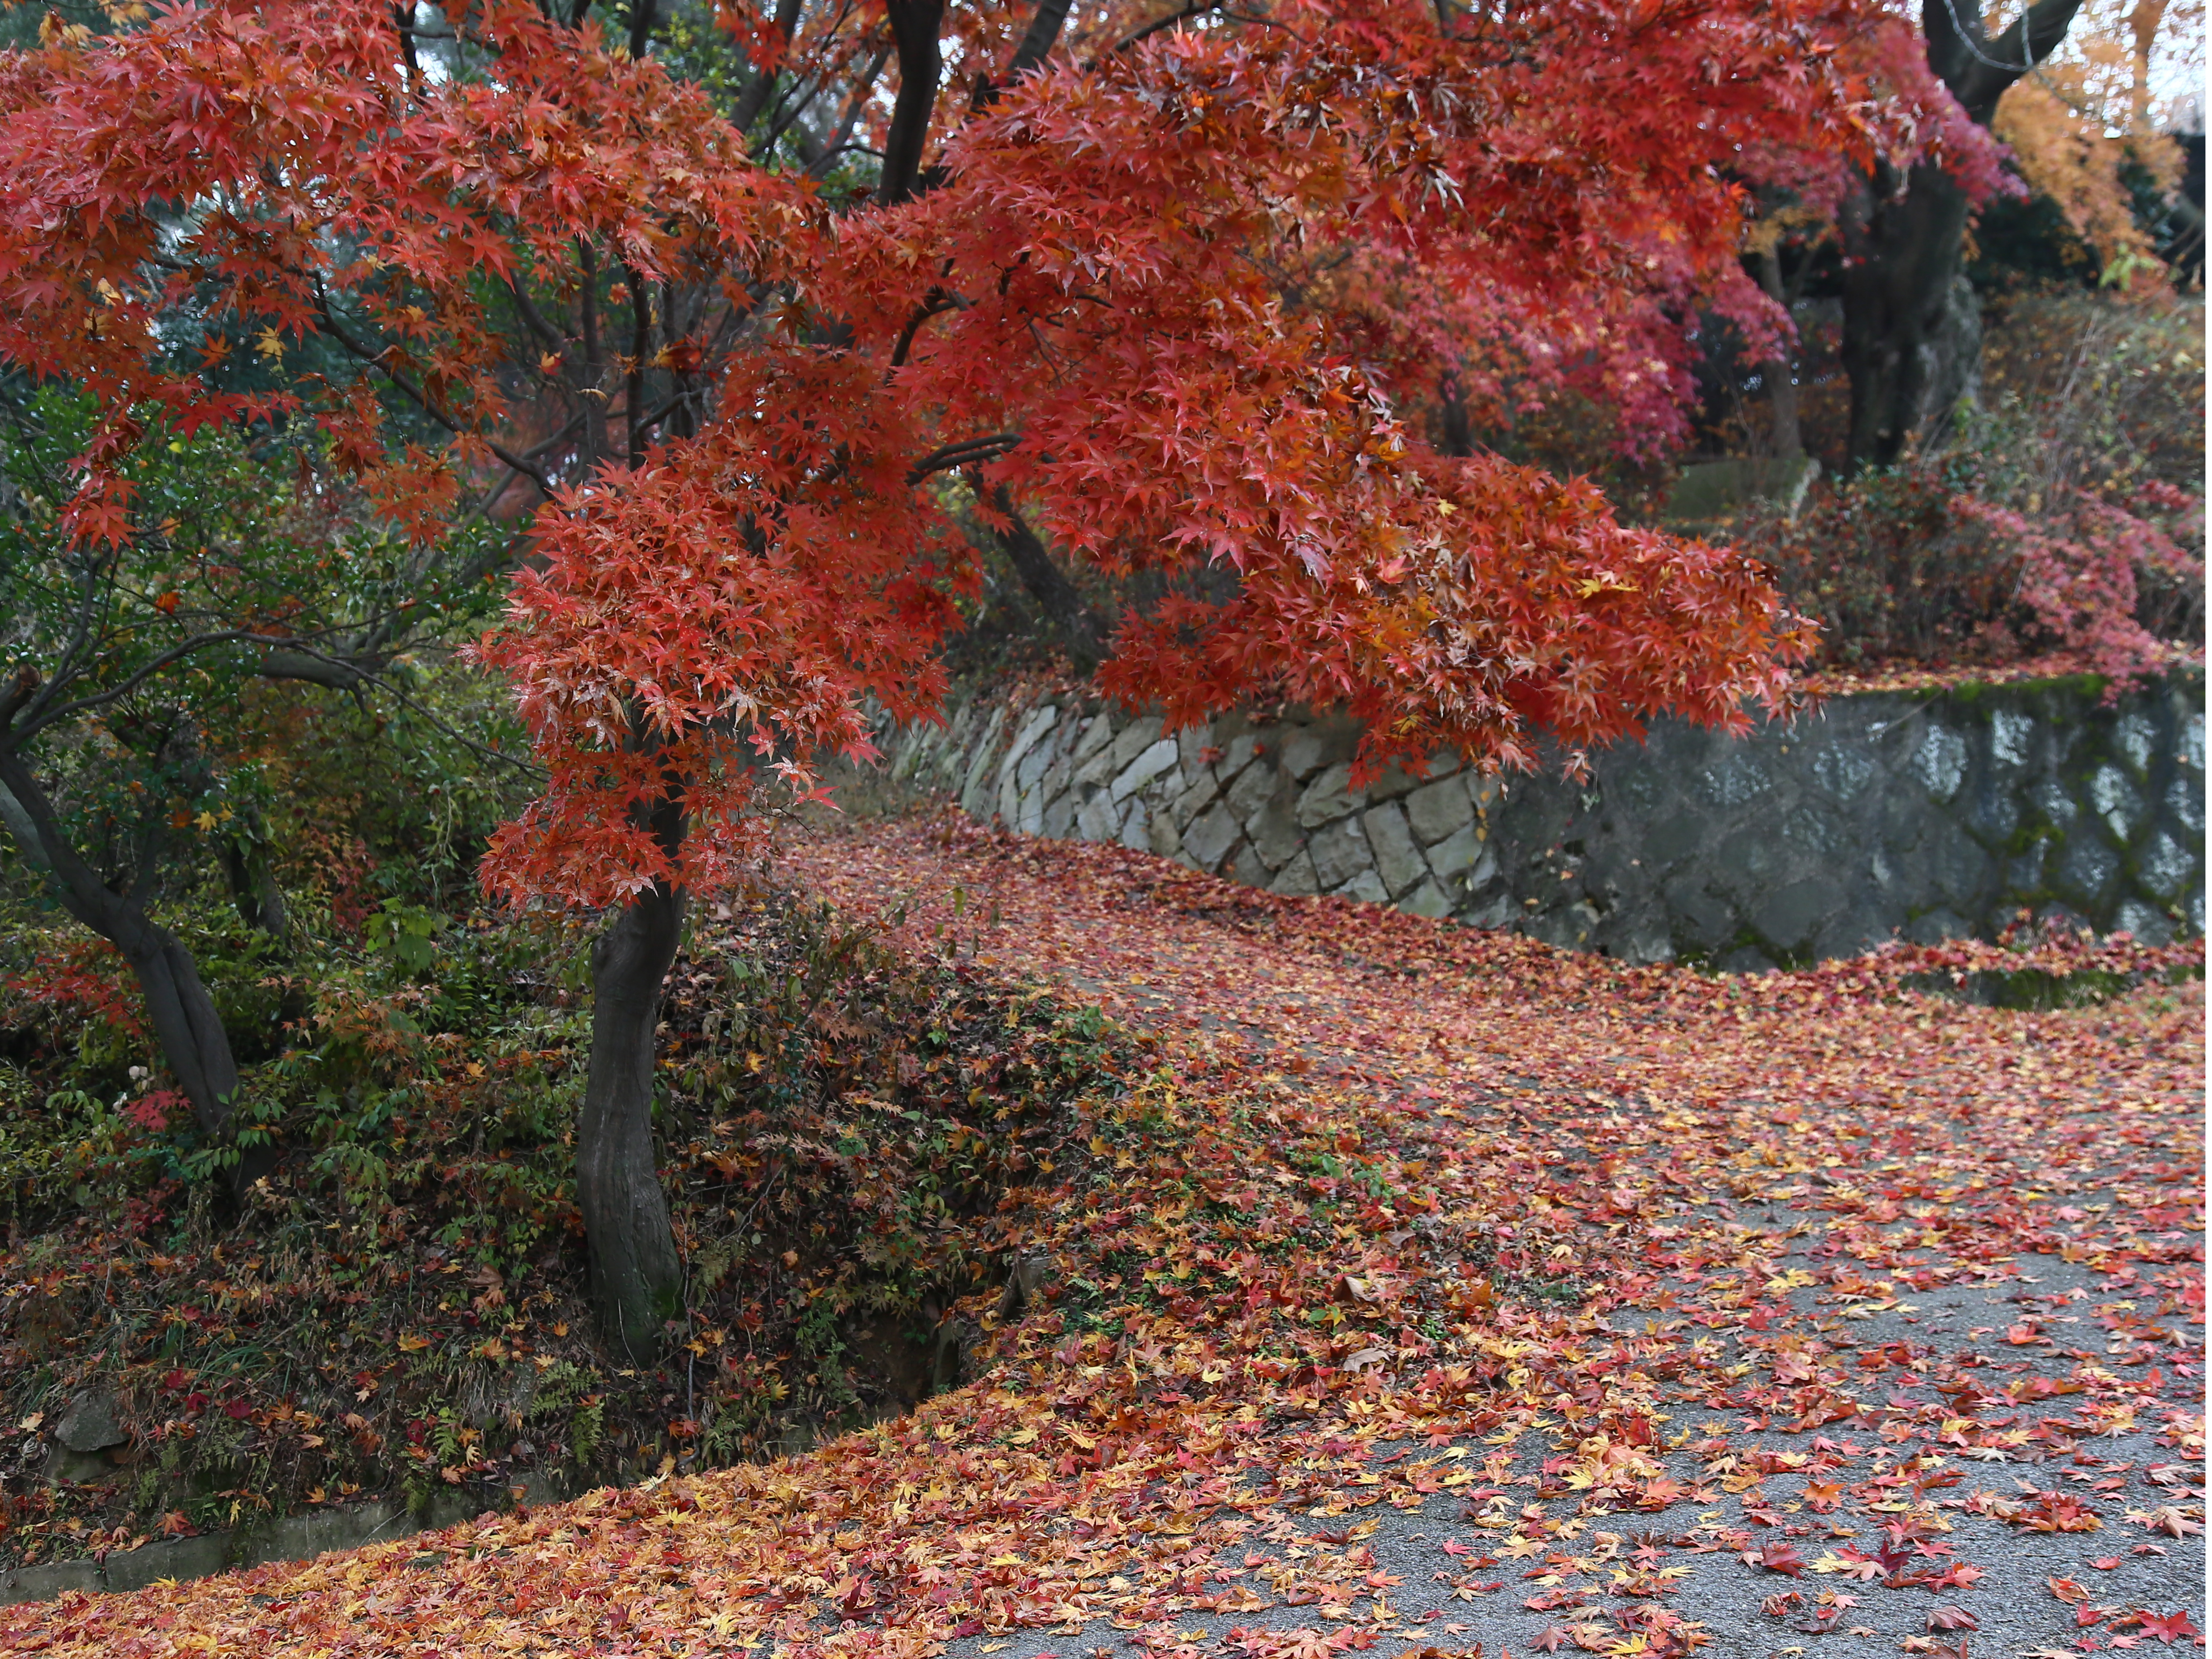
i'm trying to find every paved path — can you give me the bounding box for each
[781,812,2205,1659]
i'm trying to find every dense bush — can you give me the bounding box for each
[1742,292,2204,678]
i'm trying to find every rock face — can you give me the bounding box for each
[878,672,2205,967]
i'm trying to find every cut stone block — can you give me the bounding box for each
[1308,817,1370,890]
[1295,762,1361,829]
[1171,769,1221,830]
[1246,799,1304,871]
[1403,775,1473,845]
[1333,869,1390,905]
[1216,733,1261,781]
[1075,792,1117,843]
[1424,821,1486,880]
[1068,712,1115,767]
[1119,799,1151,851]
[1753,878,1840,951]
[1106,714,1166,775]
[1111,738,1181,804]
[1183,804,1241,871]
[1225,757,1277,821]
[1399,879,1452,919]
[1040,791,1076,841]
[1362,802,1427,898]
[1277,723,1351,781]
[1914,725,1970,804]
[2089,764,2144,842]
[1175,722,1215,777]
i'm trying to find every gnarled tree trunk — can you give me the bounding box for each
[1838,164,1983,467]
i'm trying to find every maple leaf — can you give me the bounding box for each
[1750,1541,1805,1576]
[2125,1506,2204,1538]
[2133,1608,2203,1642]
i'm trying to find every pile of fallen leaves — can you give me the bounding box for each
[0,807,2199,1657]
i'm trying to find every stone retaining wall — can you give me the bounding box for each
[879,672,2204,967]
[0,1478,559,1605]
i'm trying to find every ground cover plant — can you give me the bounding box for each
[0,807,2197,1654]
[0,877,1123,1565]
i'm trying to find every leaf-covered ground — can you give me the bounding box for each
[2,808,2201,1658]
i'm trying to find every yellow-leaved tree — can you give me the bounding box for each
[1991,0,2203,277]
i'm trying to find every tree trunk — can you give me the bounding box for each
[0,753,240,1136]
[1437,371,1475,459]
[969,478,1108,669]
[221,816,289,943]
[1755,246,1804,460]
[1838,161,1983,468]
[577,879,686,1361]
[1837,0,2087,471]
[120,926,244,1134]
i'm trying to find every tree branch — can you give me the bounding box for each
[965,474,1105,666]
[806,48,893,178]
[256,649,375,690]
[313,295,557,495]
[1102,0,1226,59]
[877,0,945,205]
[887,287,962,371]
[1925,0,2087,123]
[733,0,809,130]
[6,630,303,750]
[906,431,1021,483]
[0,666,39,735]
[1004,0,1073,82]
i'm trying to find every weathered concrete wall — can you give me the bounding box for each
[881,672,2204,968]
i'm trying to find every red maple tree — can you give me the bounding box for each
[0,0,1968,1350]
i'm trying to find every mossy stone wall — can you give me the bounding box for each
[884,671,2204,967]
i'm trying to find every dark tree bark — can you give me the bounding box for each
[1839,0,2086,470]
[220,816,289,943]
[877,0,945,206]
[0,753,240,1135]
[1437,371,1475,458]
[576,788,687,1360]
[1837,162,1985,467]
[968,477,1108,667]
[1754,246,1804,460]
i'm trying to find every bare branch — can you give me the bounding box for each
[6,629,299,749]
[313,293,557,495]
[906,431,1021,484]
[1103,0,1226,57]
[733,0,809,130]
[887,287,962,371]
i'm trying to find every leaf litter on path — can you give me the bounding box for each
[4,809,2200,1658]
